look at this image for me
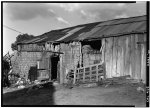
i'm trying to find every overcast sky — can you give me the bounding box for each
[3,2,146,55]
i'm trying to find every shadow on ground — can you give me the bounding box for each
[2,82,146,106]
[2,82,55,105]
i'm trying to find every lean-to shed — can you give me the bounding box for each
[16,15,147,84]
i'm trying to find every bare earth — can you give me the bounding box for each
[3,82,146,106]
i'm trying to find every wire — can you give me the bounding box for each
[3,25,23,34]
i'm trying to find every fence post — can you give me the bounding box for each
[83,68,85,82]
[96,65,99,82]
[90,66,92,82]
[73,68,76,84]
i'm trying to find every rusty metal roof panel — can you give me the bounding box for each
[17,37,41,44]
[60,22,100,42]
[62,16,146,41]
[19,15,146,44]
[95,15,146,27]
[56,26,85,41]
[85,21,146,39]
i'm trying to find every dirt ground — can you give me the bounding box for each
[2,82,146,106]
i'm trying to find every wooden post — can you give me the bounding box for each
[59,54,63,84]
[90,66,92,82]
[79,42,82,67]
[96,65,99,82]
[83,68,85,82]
[73,68,77,84]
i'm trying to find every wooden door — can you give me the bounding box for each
[38,57,50,80]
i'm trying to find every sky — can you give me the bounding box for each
[3,2,146,55]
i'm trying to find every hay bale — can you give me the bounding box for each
[82,45,92,54]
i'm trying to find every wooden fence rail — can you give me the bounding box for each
[73,62,105,84]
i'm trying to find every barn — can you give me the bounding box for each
[15,15,146,84]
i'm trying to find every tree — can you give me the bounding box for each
[3,59,10,87]
[11,34,35,51]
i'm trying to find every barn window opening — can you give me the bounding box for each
[81,40,102,67]
[81,40,102,53]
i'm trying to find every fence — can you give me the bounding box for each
[73,62,105,84]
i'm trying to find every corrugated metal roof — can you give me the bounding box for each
[56,26,85,41]
[19,15,146,44]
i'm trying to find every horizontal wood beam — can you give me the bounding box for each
[19,50,64,54]
[136,41,147,44]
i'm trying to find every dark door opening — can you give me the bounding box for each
[51,55,59,80]
[28,66,37,82]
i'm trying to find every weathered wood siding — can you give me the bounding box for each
[105,38,113,78]
[102,33,146,82]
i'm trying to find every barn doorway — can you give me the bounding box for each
[28,66,38,82]
[51,54,60,81]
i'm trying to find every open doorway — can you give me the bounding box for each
[51,54,60,81]
[28,66,38,82]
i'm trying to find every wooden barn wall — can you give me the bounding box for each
[102,33,146,82]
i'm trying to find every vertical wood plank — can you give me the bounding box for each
[130,35,136,78]
[128,36,132,77]
[138,34,144,79]
[59,44,64,84]
[83,68,85,82]
[124,36,131,76]
[141,33,146,82]
[112,37,118,77]
[102,38,106,63]
[122,36,126,76]
[79,42,82,67]
[116,37,124,77]
[73,68,77,84]
[105,38,113,78]
[134,34,141,79]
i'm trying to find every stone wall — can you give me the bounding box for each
[60,42,81,83]
[18,52,42,79]
[11,51,50,80]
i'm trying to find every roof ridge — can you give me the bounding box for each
[96,19,146,28]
